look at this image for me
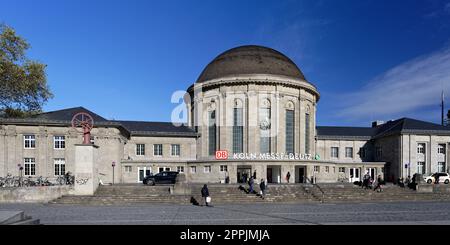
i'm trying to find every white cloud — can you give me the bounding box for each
[335,46,450,122]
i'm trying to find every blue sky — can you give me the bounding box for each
[1,0,450,126]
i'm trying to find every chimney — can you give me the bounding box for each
[372,121,385,128]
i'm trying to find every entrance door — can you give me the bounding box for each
[267,168,273,183]
[298,167,305,184]
[349,168,360,183]
[237,167,251,183]
[138,167,152,183]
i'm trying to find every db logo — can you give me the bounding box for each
[215,150,229,160]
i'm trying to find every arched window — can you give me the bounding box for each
[259,99,271,154]
[233,99,244,153]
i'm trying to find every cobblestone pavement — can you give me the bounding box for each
[1,201,450,225]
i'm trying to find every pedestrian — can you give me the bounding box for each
[373,175,383,192]
[249,177,254,194]
[201,184,210,206]
[259,179,266,199]
[286,172,291,183]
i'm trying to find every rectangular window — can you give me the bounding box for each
[285,110,295,154]
[305,113,311,154]
[171,144,180,156]
[331,147,339,158]
[136,144,145,156]
[54,136,65,149]
[54,158,66,176]
[438,162,446,173]
[208,110,217,156]
[339,167,346,173]
[24,158,36,176]
[125,166,132,173]
[417,143,426,154]
[359,147,366,158]
[314,166,320,173]
[233,108,244,154]
[177,166,184,173]
[220,165,228,172]
[190,166,197,174]
[345,147,353,158]
[153,144,163,156]
[438,144,446,154]
[204,166,211,173]
[24,135,36,149]
[417,162,425,175]
[260,107,271,154]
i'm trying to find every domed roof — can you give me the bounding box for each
[196,45,307,83]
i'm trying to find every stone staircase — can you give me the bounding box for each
[308,183,450,203]
[50,183,450,206]
[0,211,40,225]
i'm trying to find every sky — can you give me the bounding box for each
[1,0,450,126]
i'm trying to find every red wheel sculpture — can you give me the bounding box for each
[71,112,94,144]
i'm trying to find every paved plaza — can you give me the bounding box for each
[1,201,450,225]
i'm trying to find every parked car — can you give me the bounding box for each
[424,173,450,184]
[143,171,179,185]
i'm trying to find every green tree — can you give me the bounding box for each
[0,24,53,118]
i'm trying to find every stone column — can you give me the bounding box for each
[73,144,99,196]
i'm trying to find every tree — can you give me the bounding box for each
[0,24,53,118]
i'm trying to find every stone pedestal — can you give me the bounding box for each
[173,174,191,195]
[73,144,99,196]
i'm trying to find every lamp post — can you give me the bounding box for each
[18,164,23,187]
[112,161,116,185]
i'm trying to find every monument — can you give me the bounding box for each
[72,112,99,195]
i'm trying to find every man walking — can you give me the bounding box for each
[201,184,210,206]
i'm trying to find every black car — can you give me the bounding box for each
[143,171,179,185]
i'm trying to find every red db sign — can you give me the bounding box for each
[215,150,229,160]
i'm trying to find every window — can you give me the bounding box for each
[204,166,211,173]
[190,166,197,173]
[171,144,180,156]
[314,166,320,173]
[339,167,346,173]
[208,110,217,156]
[376,147,383,159]
[438,162,446,173]
[54,158,65,176]
[220,165,228,172]
[345,147,353,158]
[24,158,36,176]
[233,108,244,153]
[54,136,65,149]
[153,144,163,156]
[260,107,271,154]
[417,143,426,154]
[359,147,366,158]
[24,135,36,149]
[285,110,295,154]
[325,166,330,173]
[417,162,425,175]
[125,166,132,173]
[177,166,184,173]
[136,144,145,156]
[305,113,311,154]
[331,147,339,158]
[438,144,446,154]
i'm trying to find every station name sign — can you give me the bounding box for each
[216,150,316,161]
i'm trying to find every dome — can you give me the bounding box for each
[196,45,307,83]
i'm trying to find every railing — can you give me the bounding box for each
[305,177,325,203]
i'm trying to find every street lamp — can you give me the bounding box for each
[112,161,116,185]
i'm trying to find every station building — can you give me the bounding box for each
[1,45,449,184]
